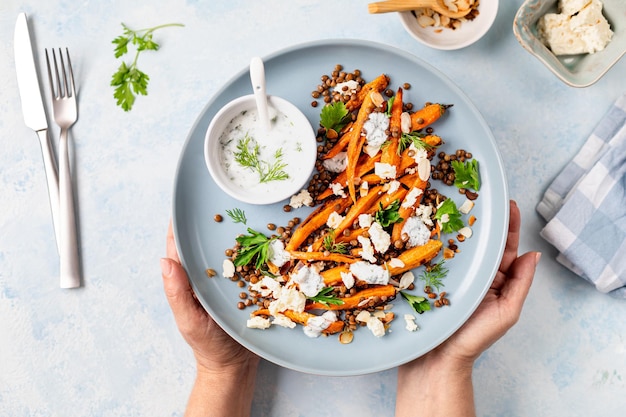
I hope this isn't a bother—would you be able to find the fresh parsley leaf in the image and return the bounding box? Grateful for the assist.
[434,198,464,234]
[319,102,350,132]
[111,22,184,111]
[308,287,344,306]
[385,96,395,117]
[401,291,431,314]
[226,208,247,224]
[419,259,448,291]
[374,199,404,228]
[234,228,276,270]
[451,159,480,191]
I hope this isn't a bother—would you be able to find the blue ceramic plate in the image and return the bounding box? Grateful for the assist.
[173,39,508,376]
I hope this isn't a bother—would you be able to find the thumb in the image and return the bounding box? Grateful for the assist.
[161,257,201,328]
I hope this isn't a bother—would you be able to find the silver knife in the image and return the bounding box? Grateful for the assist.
[14,13,60,253]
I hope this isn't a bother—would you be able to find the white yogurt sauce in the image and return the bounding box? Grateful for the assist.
[218,107,306,192]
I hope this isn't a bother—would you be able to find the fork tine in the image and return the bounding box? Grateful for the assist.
[52,48,63,98]
[57,48,68,98]
[64,48,76,98]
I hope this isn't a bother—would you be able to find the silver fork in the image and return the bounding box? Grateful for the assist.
[46,48,80,289]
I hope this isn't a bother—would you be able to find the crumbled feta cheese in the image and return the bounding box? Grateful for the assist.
[249,275,281,297]
[440,213,450,224]
[401,216,431,248]
[360,181,369,197]
[349,261,390,285]
[290,265,324,297]
[340,271,355,289]
[398,271,415,290]
[537,0,613,55]
[247,315,271,329]
[268,239,290,268]
[404,314,419,332]
[388,258,405,269]
[458,199,475,214]
[358,213,373,228]
[363,112,390,149]
[326,211,345,229]
[415,204,434,226]
[357,236,377,263]
[401,187,423,209]
[289,189,313,209]
[272,314,297,329]
[408,143,428,163]
[330,182,347,198]
[368,222,391,254]
[222,259,235,278]
[268,286,306,316]
[323,152,348,173]
[374,162,396,179]
[303,311,337,338]
[367,316,386,337]
[386,180,401,195]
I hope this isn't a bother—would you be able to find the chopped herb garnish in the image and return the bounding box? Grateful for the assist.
[374,199,404,228]
[451,159,480,191]
[434,198,464,234]
[398,132,435,155]
[419,259,448,291]
[225,208,247,224]
[323,231,349,254]
[401,291,431,314]
[308,287,345,306]
[234,228,276,270]
[233,134,289,183]
[385,96,395,117]
[320,101,351,132]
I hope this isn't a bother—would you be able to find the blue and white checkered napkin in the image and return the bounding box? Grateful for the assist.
[537,93,626,298]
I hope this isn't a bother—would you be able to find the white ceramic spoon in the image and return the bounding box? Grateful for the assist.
[250,56,272,131]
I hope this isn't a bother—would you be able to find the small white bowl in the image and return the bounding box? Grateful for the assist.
[399,0,499,50]
[204,94,317,205]
[513,0,626,87]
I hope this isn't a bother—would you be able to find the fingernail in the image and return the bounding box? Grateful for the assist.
[534,252,542,265]
[160,258,172,277]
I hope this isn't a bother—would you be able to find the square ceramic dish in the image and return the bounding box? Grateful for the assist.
[513,0,626,87]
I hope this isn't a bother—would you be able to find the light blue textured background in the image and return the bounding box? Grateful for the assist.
[1,1,625,416]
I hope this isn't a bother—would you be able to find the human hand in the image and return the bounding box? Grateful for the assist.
[160,221,259,374]
[426,199,539,367]
[395,200,539,417]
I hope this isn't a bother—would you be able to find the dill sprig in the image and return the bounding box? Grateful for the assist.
[323,231,349,254]
[233,134,289,183]
[225,208,247,224]
[419,259,448,292]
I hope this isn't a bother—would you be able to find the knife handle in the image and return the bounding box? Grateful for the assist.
[36,129,60,253]
[59,128,81,289]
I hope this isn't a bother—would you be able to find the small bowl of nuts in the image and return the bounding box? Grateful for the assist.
[399,0,499,50]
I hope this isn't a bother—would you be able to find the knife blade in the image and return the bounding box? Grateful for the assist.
[14,12,60,252]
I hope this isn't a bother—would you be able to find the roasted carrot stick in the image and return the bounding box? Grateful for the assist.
[410,103,452,131]
[252,309,344,334]
[307,284,397,311]
[289,251,357,264]
[380,88,403,176]
[345,73,389,112]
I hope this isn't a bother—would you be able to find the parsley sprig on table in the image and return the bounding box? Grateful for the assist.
[111,22,184,111]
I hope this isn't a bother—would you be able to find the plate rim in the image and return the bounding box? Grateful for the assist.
[172,38,510,376]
